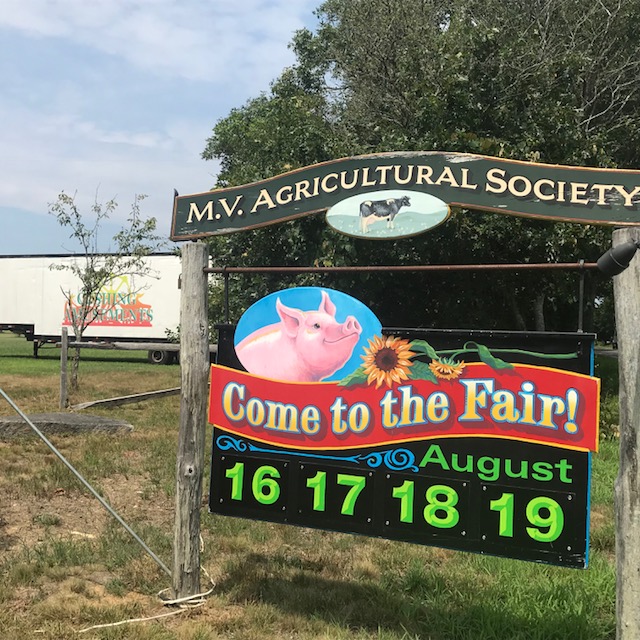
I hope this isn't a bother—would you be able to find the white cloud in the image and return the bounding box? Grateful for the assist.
[0,100,214,230]
[0,0,319,253]
[0,0,315,87]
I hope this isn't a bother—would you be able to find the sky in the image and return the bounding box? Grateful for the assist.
[0,0,319,255]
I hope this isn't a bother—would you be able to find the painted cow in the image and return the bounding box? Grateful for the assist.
[235,290,362,382]
[359,195,411,232]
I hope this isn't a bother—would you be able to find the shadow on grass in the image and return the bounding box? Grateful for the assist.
[217,552,613,640]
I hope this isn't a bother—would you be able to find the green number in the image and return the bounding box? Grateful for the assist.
[252,465,281,505]
[490,492,514,537]
[225,462,244,501]
[306,471,327,511]
[337,474,366,516]
[392,480,414,523]
[526,496,564,542]
[423,484,459,529]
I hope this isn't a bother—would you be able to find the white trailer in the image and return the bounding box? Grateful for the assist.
[0,253,182,363]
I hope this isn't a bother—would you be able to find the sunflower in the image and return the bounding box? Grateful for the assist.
[429,357,466,380]
[361,335,415,388]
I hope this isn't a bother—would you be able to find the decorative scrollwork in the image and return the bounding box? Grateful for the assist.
[357,448,418,472]
[215,435,250,452]
[214,435,418,472]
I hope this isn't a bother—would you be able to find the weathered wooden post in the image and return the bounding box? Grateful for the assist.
[612,227,640,639]
[172,241,209,598]
[60,327,68,409]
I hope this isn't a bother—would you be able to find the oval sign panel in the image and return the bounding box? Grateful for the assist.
[234,287,382,383]
[326,189,450,239]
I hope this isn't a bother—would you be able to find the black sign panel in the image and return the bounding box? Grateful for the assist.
[211,434,589,567]
[210,328,595,568]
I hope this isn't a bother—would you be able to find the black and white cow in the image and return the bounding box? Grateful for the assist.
[359,196,411,233]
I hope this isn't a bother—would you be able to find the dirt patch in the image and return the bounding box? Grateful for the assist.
[1,492,109,552]
[0,466,173,557]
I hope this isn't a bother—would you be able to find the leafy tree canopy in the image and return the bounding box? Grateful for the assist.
[202,0,640,331]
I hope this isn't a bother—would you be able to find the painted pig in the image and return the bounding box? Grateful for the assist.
[235,290,362,382]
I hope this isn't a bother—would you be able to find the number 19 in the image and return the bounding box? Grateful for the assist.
[490,493,564,542]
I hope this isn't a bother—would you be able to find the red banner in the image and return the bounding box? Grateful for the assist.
[209,363,600,452]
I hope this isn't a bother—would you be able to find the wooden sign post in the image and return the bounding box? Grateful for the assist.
[612,228,640,638]
[172,241,209,598]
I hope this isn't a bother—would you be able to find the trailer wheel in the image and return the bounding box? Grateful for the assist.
[148,349,174,365]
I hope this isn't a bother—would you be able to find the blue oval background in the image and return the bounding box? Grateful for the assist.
[234,286,382,381]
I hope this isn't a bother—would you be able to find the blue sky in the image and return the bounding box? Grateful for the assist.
[0,0,319,255]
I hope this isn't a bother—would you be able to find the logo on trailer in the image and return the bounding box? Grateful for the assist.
[63,275,154,328]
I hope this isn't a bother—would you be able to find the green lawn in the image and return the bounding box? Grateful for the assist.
[0,330,155,375]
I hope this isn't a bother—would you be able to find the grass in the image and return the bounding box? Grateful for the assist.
[0,331,620,639]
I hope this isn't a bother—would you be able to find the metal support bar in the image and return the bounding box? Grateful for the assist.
[204,262,600,275]
[0,387,172,578]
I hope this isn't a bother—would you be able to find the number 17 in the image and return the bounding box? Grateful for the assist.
[306,471,366,516]
[337,474,366,516]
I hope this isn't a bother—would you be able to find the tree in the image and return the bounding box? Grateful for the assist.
[49,191,164,392]
[202,0,640,332]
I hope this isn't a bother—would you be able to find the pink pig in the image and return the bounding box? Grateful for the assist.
[235,290,362,382]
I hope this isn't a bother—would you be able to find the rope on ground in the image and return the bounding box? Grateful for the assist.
[77,607,199,634]
[157,564,216,607]
[76,563,215,634]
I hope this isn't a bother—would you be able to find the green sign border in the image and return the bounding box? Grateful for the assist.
[171,151,640,240]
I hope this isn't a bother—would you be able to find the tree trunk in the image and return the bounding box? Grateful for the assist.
[60,327,69,409]
[581,272,596,333]
[509,294,527,331]
[71,345,81,391]
[612,228,640,639]
[533,291,545,332]
[70,317,84,391]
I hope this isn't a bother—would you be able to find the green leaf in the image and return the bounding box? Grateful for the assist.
[409,340,439,360]
[472,343,514,370]
[408,360,438,383]
[338,367,369,387]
